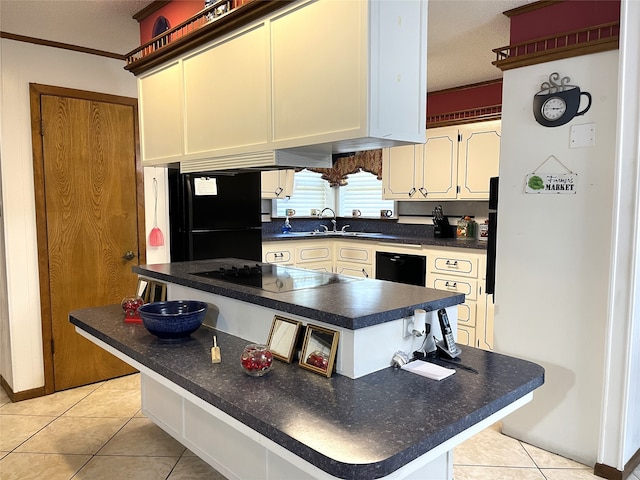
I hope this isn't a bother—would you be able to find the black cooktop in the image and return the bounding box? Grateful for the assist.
[192,263,358,293]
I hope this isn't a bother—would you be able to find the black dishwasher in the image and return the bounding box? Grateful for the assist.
[375,252,426,287]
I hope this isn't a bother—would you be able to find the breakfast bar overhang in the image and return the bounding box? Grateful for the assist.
[70,260,544,480]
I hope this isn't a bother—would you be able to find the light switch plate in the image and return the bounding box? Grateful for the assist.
[570,123,595,148]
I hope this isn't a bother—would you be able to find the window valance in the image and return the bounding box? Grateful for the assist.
[301,149,383,187]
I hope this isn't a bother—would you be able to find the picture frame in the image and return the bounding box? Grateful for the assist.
[266,315,302,363]
[299,324,339,377]
[137,278,150,302]
[148,281,167,303]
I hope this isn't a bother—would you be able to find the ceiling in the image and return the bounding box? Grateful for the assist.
[0,0,535,92]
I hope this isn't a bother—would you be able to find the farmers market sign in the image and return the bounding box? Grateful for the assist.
[525,173,578,194]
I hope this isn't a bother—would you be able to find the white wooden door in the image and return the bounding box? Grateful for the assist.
[421,126,459,200]
[138,60,184,165]
[183,23,269,155]
[271,0,363,143]
[382,145,420,199]
[261,170,294,198]
[457,121,501,199]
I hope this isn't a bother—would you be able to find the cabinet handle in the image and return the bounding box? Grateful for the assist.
[362,268,369,278]
[418,187,428,197]
[408,187,416,197]
[445,260,458,267]
[445,281,457,288]
[275,187,283,197]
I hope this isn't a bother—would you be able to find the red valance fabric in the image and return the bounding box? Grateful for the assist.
[302,149,383,187]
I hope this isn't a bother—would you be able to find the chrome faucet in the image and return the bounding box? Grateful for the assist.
[320,207,337,232]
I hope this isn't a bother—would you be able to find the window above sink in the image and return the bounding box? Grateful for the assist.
[274,169,395,219]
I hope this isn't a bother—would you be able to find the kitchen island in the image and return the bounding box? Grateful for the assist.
[70,259,544,480]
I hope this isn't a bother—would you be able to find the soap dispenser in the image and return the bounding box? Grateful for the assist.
[281,216,292,234]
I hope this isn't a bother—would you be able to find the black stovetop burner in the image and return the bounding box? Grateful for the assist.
[192,263,357,293]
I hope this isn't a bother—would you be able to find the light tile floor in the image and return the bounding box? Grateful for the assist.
[0,373,638,480]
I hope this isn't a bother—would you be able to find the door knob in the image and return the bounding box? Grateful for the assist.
[123,250,135,261]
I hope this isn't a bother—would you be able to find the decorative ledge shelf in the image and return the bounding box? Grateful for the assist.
[427,106,501,129]
[492,21,620,71]
[124,0,291,76]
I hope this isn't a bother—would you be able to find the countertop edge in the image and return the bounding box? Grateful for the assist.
[70,306,545,480]
[262,233,488,250]
[132,264,466,330]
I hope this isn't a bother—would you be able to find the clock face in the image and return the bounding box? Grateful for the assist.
[541,97,567,121]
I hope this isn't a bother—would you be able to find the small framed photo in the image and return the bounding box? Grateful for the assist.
[267,315,301,363]
[148,281,167,303]
[137,279,150,302]
[299,324,339,377]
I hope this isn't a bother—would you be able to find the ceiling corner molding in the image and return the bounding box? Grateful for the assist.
[502,0,562,18]
[0,31,126,60]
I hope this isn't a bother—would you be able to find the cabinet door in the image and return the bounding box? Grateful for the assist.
[335,243,372,264]
[382,145,421,199]
[457,325,476,347]
[421,127,458,200]
[300,260,333,273]
[183,23,269,156]
[457,121,501,199]
[262,242,294,265]
[261,170,295,199]
[138,60,184,165]
[295,243,332,264]
[271,0,363,143]
[335,262,371,278]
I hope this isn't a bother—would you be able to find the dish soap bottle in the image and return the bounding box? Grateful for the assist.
[281,216,292,234]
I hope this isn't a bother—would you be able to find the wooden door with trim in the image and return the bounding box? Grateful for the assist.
[30,84,145,392]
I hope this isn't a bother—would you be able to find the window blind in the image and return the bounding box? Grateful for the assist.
[337,171,394,217]
[275,169,334,217]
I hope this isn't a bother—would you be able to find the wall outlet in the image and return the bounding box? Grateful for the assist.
[402,317,414,338]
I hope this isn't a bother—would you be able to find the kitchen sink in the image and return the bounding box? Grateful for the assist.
[283,231,383,237]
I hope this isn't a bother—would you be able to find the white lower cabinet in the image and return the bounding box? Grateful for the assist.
[262,241,295,265]
[262,240,493,349]
[334,241,373,278]
[425,248,492,350]
[335,262,372,278]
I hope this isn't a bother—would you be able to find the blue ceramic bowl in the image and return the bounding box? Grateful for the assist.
[138,300,208,340]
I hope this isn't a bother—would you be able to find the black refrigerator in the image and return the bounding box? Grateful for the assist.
[168,169,262,262]
[485,176,498,295]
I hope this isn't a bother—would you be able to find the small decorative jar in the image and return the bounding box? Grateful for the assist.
[121,296,144,323]
[240,344,273,376]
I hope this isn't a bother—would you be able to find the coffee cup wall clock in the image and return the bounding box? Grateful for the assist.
[533,72,592,127]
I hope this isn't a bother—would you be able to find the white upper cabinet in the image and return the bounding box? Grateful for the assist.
[381,144,424,199]
[382,121,501,201]
[261,170,295,199]
[422,127,459,199]
[183,24,270,156]
[138,60,184,166]
[137,0,428,171]
[457,122,501,199]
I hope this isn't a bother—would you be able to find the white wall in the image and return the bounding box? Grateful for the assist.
[495,50,618,466]
[0,38,170,393]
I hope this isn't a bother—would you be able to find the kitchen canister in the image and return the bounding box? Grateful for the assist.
[456,216,476,240]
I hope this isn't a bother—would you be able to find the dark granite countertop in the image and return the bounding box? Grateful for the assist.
[263,232,488,250]
[133,259,464,330]
[70,305,544,480]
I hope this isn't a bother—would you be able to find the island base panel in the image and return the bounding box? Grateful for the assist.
[167,283,459,380]
[142,373,454,480]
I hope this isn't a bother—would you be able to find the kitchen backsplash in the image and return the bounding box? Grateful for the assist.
[262,217,436,238]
